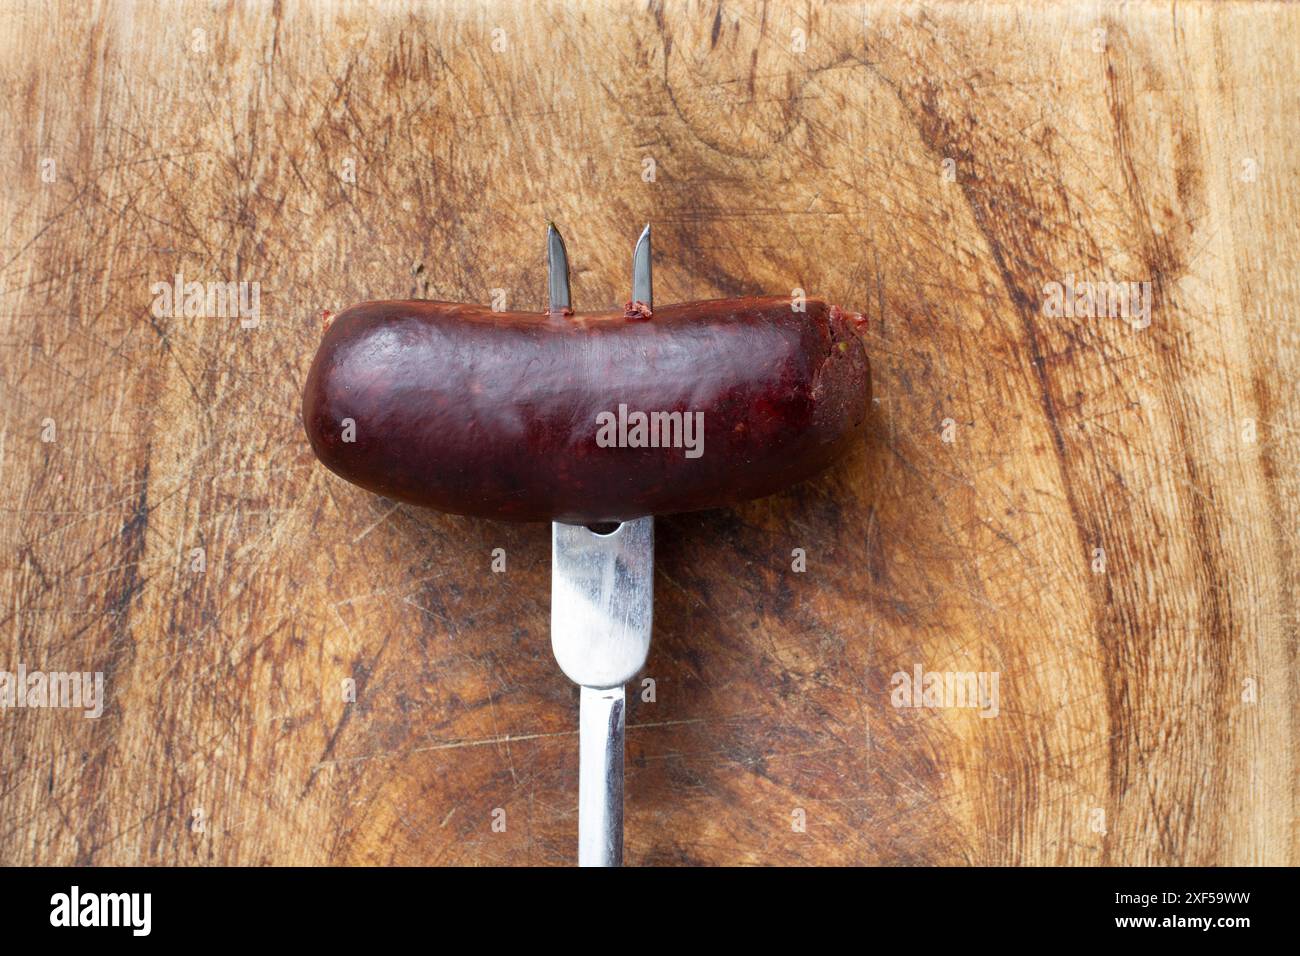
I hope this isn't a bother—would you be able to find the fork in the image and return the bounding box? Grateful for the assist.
[547,222,655,867]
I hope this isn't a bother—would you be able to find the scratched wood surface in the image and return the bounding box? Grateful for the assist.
[0,0,1296,866]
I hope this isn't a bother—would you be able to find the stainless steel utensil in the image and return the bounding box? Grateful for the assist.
[548,222,656,867]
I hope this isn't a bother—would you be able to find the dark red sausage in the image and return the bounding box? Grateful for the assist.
[302,296,870,523]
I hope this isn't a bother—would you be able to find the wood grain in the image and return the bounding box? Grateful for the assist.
[0,0,1295,865]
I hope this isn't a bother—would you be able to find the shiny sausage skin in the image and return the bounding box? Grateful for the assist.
[302,296,870,523]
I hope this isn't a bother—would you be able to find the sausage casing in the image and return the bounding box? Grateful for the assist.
[302,296,870,522]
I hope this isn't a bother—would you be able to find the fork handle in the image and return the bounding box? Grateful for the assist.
[578,684,625,866]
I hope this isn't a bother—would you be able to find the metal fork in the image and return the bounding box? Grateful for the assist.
[548,222,655,867]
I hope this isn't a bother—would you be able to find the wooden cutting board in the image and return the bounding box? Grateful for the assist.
[1,0,1295,866]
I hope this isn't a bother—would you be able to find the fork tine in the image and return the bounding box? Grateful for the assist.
[631,223,652,308]
[547,221,571,313]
